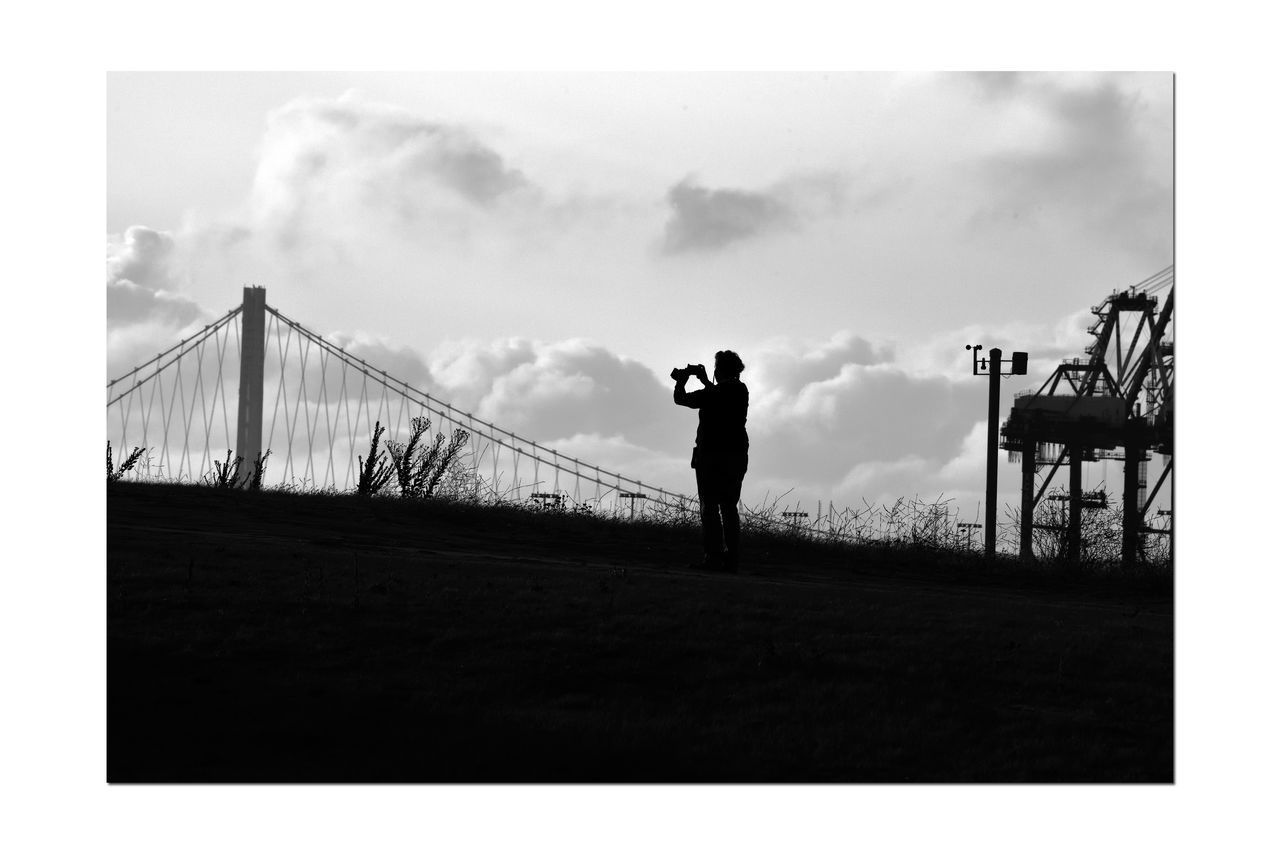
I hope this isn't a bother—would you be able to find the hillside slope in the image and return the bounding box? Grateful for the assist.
[107,483,1173,782]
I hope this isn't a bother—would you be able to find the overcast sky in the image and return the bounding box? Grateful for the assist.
[107,71,1172,516]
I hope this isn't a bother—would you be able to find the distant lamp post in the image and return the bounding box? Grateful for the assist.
[957,521,982,552]
[531,492,564,510]
[966,344,1029,559]
[620,491,647,521]
[782,511,810,530]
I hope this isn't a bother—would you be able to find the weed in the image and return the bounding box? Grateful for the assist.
[206,450,244,489]
[356,422,394,496]
[248,450,271,491]
[385,416,471,499]
[107,441,145,483]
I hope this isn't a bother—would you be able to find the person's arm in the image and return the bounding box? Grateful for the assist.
[673,369,710,408]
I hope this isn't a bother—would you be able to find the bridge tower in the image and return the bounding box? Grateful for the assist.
[234,286,266,485]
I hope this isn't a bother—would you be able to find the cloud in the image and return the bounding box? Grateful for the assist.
[660,177,793,253]
[964,75,1171,258]
[248,94,533,246]
[107,225,180,292]
[326,332,436,391]
[659,171,850,254]
[893,307,1099,379]
[106,225,204,328]
[428,338,684,452]
[749,362,981,488]
[107,226,211,380]
[751,330,893,394]
[106,279,203,329]
[540,433,692,497]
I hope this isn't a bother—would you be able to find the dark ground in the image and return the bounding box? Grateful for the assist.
[107,482,1173,783]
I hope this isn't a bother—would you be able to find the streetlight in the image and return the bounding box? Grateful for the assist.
[965,344,1028,558]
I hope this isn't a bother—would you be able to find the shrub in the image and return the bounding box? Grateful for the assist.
[385,416,470,499]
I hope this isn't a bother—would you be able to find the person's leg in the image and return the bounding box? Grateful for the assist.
[720,464,745,570]
[695,464,723,565]
[721,500,740,569]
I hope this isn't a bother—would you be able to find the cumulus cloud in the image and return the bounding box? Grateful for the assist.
[428,338,684,452]
[751,331,893,395]
[327,332,436,391]
[254,330,439,411]
[248,94,533,246]
[107,225,179,291]
[107,279,203,329]
[106,225,213,382]
[749,362,980,489]
[106,225,204,329]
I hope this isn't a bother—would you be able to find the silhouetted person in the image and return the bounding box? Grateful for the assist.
[672,350,749,572]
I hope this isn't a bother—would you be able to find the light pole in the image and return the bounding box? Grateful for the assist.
[620,491,647,521]
[966,345,1028,558]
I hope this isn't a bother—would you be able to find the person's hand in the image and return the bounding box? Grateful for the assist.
[692,364,708,382]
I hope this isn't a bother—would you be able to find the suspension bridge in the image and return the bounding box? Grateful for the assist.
[106,286,694,516]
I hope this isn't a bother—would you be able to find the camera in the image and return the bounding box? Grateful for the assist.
[670,363,705,381]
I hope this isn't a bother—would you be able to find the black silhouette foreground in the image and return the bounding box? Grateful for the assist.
[672,350,749,572]
[107,483,1173,783]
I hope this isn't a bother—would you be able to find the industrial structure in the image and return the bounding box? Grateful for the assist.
[1000,267,1174,564]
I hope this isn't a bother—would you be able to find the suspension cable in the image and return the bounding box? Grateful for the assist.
[106,308,242,406]
[264,305,693,507]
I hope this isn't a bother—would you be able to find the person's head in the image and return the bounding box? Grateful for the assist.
[714,350,745,383]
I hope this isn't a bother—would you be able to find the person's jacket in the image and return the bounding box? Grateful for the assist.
[674,377,749,460]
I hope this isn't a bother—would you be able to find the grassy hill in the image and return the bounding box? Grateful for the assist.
[107,482,1173,782]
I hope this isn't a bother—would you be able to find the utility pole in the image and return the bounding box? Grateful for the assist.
[967,345,1028,559]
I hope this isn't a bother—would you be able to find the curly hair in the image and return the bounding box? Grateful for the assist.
[715,349,745,378]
